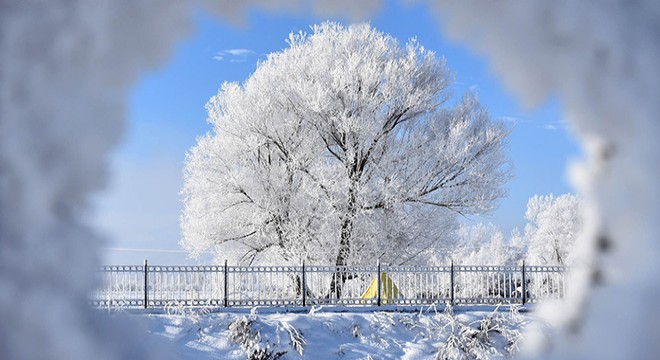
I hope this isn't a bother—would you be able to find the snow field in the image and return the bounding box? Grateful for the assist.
[139,306,537,359]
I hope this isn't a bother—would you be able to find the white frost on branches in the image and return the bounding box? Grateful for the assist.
[180,22,510,268]
[450,194,581,267]
[450,223,518,266]
[517,194,581,266]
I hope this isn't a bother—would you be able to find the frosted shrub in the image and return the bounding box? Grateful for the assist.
[164,301,212,324]
[277,321,306,356]
[228,316,287,360]
[436,306,523,359]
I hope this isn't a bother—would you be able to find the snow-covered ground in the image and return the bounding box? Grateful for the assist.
[131,305,538,359]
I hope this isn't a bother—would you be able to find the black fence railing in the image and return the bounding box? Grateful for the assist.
[90,260,567,309]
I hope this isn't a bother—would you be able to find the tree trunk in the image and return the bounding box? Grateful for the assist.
[329,184,357,299]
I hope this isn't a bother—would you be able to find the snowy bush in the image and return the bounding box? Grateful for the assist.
[228,316,288,360]
[436,306,523,360]
[164,301,212,324]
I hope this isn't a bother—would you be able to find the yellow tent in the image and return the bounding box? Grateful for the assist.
[360,272,401,304]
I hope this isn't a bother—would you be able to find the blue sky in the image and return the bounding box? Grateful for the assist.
[93,1,581,265]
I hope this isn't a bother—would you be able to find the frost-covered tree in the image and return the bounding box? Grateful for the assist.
[515,194,581,266]
[450,223,522,265]
[181,23,510,295]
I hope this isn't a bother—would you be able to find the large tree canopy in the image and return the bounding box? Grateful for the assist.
[180,22,510,271]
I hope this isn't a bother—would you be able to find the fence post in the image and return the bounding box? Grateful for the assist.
[450,260,455,306]
[521,261,526,305]
[377,259,382,306]
[301,260,306,307]
[224,259,229,307]
[143,259,148,309]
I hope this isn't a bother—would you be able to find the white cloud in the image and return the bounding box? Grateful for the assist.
[543,119,568,131]
[498,115,531,125]
[225,48,253,56]
[213,48,255,62]
[500,116,520,124]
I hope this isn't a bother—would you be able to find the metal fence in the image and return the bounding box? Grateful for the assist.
[90,261,567,309]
